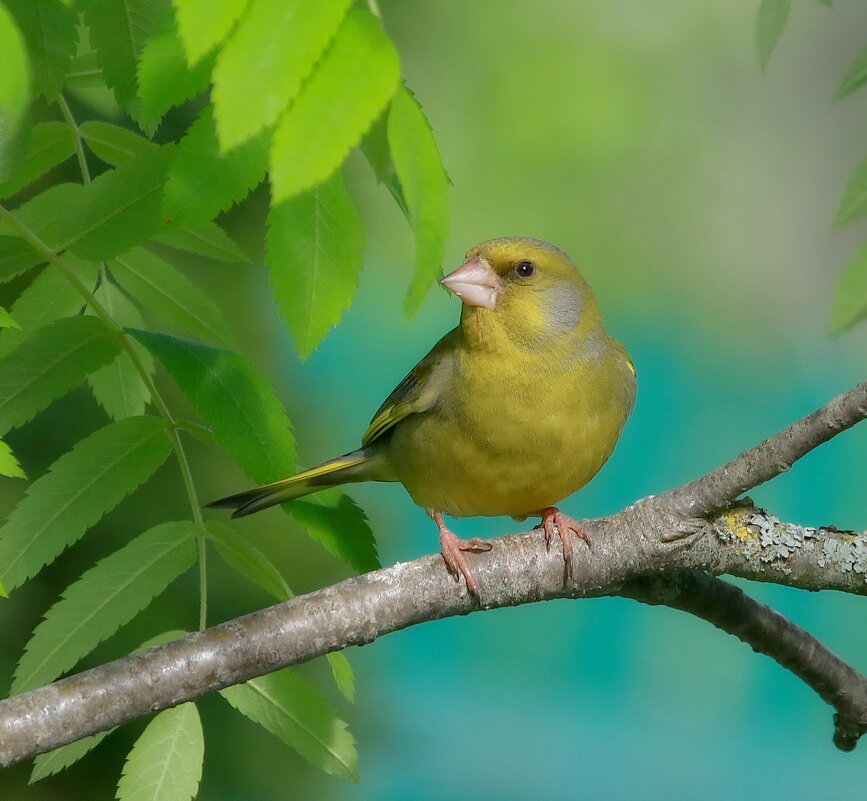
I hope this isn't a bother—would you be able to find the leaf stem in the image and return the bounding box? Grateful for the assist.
[0,204,209,628]
[56,95,92,184]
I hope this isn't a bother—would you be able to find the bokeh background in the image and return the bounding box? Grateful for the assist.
[2,0,867,799]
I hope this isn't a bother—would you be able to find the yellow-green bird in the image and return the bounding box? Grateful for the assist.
[209,237,636,597]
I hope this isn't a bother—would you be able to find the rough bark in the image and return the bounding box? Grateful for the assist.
[0,383,865,767]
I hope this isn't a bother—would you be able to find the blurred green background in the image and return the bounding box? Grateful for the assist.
[2,0,867,799]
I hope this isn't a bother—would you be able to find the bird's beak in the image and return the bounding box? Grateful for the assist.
[440,256,503,309]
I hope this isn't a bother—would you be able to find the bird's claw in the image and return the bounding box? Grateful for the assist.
[432,512,490,600]
[537,507,590,583]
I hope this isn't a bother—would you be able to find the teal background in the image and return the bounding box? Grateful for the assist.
[1,1,866,799]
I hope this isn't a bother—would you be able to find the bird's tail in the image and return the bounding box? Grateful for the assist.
[206,449,372,518]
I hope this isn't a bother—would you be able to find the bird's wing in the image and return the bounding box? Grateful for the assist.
[361,331,456,446]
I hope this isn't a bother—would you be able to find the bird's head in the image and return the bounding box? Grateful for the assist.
[441,236,603,343]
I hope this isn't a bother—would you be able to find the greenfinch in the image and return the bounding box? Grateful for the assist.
[209,237,636,597]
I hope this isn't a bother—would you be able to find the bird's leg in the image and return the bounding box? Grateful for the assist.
[535,507,591,582]
[429,510,492,599]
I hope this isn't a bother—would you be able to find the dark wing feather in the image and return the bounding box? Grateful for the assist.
[361,330,457,446]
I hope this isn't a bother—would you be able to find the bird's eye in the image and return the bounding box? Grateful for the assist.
[514,260,536,278]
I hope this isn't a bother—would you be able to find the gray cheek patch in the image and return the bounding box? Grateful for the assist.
[543,284,582,331]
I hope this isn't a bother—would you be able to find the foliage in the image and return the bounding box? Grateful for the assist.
[0,0,445,795]
[755,0,867,335]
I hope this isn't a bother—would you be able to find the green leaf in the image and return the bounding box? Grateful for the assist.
[326,652,354,704]
[0,5,31,161]
[155,219,249,263]
[136,12,214,132]
[0,415,172,591]
[0,315,121,437]
[116,703,204,801]
[755,0,790,70]
[0,255,98,359]
[164,107,268,225]
[30,729,115,783]
[0,237,41,283]
[289,489,378,574]
[207,519,292,599]
[80,120,157,165]
[54,147,174,260]
[266,170,364,360]
[131,330,296,480]
[13,521,197,693]
[173,0,251,66]
[4,0,76,99]
[270,6,399,204]
[0,121,75,198]
[212,0,351,151]
[0,439,26,479]
[0,181,83,241]
[111,247,235,347]
[87,281,154,421]
[830,242,867,335]
[220,669,358,781]
[360,111,408,216]
[134,330,377,571]
[66,50,104,89]
[834,151,867,227]
[84,0,173,106]
[836,44,867,100]
[387,87,450,316]
[0,305,18,329]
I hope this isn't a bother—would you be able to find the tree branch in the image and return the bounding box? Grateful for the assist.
[0,383,865,767]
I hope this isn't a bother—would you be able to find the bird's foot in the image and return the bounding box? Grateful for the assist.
[431,511,491,599]
[536,507,591,582]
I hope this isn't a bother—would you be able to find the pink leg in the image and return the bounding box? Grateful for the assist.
[430,510,492,599]
[537,507,591,582]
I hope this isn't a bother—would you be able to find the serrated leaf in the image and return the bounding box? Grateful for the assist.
[756,0,790,70]
[220,669,358,781]
[0,315,121,436]
[53,147,174,260]
[0,121,75,198]
[0,439,26,479]
[0,6,31,159]
[173,0,251,66]
[4,0,76,100]
[0,415,172,591]
[360,110,408,216]
[289,489,378,574]
[30,729,115,783]
[66,51,104,89]
[163,107,268,225]
[212,0,351,151]
[387,87,449,316]
[0,255,98,359]
[326,652,354,704]
[830,242,867,335]
[117,703,204,801]
[87,281,154,420]
[134,330,377,571]
[84,0,173,106]
[80,120,157,166]
[155,219,249,263]
[131,330,296,479]
[13,520,197,693]
[207,519,292,599]
[835,151,867,227]
[270,7,399,204]
[111,247,235,346]
[136,12,214,132]
[266,170,364,359]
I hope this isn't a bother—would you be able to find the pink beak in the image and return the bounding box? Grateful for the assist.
[440,256,503,309]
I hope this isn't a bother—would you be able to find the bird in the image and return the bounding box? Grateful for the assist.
[208,236,637,598]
